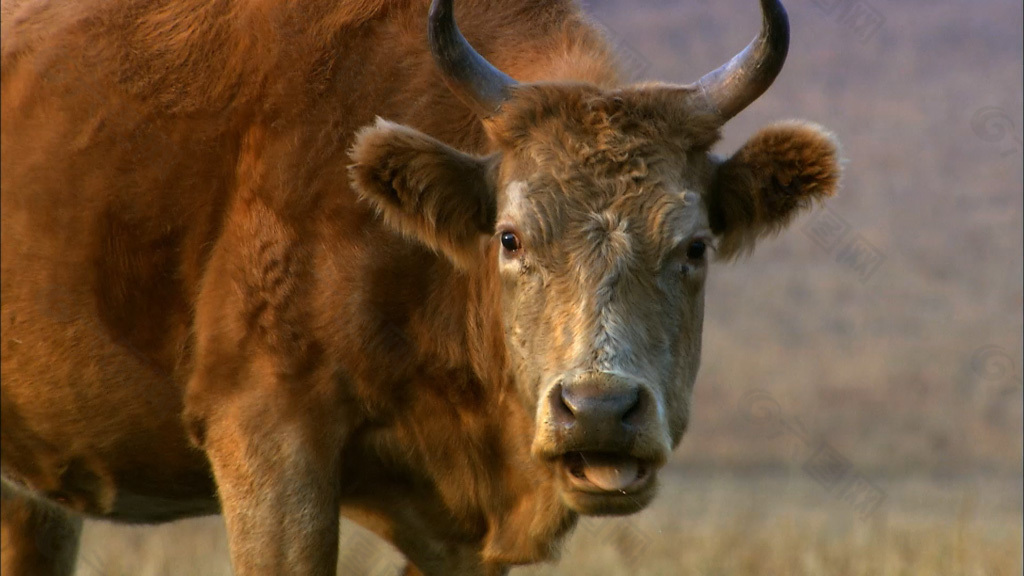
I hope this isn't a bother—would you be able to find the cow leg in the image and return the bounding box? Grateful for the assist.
[194,390,345,576]
[184,188,352,574]
[0,486,81,576]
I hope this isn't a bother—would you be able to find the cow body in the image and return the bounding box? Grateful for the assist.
[1,0,841,574]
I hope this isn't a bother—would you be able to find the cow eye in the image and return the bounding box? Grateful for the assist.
[686,240,707,261]
[500,231,521,253]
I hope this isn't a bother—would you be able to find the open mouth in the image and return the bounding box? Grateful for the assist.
[561,452,652,494]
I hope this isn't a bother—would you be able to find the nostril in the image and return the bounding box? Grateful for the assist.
[620,389,644,425]
[550,383,575,426]
[559,384,580,417]
[616,387,641,425]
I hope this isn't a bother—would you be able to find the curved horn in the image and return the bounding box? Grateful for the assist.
[694,0,790,121]
[428,0,517,117]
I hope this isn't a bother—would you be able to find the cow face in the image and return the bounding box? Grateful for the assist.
[350,0,839,517]
[349,84,840,515]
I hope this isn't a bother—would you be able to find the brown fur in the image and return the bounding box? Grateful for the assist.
[707,121,842,258]
[1,0,840,574]
[0,484,82,576]
[349,119,498,269]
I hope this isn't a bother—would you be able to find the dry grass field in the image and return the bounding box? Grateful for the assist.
[58,0,1024,573]
[77,472,1022,575]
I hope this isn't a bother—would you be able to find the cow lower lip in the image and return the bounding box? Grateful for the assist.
[561,452,651,493]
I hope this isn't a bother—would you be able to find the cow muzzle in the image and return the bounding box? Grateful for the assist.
[533,372,671,515]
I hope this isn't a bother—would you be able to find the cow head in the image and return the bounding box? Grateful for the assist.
[349,0,840,516]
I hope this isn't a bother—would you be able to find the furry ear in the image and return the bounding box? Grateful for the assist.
[349,119,497,268]
[706,121,841,258]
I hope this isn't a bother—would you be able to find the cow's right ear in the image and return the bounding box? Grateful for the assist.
[349,118,497,268]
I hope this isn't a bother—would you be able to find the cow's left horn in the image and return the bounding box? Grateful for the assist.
[693,0,790,121]
[428,0,518,117]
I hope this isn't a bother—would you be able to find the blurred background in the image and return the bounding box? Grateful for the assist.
[76,0,1023,574]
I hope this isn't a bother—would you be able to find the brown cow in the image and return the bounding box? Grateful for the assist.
[0,0,840,574]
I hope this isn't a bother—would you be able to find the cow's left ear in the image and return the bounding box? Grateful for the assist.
[349,118,497,268]
[705,121,841,258]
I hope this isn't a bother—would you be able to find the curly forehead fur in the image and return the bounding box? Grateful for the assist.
[487,83,723,183]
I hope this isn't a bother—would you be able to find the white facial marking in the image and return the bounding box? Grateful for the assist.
[498,180,528,225]
[667,190,711,248]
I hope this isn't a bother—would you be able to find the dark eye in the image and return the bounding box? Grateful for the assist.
[500,231,521,253]
[686,240,707,261]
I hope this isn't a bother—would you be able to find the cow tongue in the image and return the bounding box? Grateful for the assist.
[580,456,639,491]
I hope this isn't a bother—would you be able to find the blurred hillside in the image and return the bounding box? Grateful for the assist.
[584,0,1023,476]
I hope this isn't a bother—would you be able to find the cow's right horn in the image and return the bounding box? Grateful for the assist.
[428,0,518,117]
[691,0,790,121]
